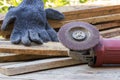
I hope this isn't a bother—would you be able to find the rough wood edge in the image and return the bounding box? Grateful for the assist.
[100,27,120,38]
[0,58,83,76]
[0,42,68,56]
[0,77,33,80]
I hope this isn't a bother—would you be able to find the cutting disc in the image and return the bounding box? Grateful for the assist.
[58,22,100,51]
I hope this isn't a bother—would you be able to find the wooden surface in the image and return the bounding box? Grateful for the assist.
[0,41,68,56]
[0,3,120,80]
[49,13,120,29]
[0,64,120,80]
[95,21,120,30]
[0,53,66,62]
[0,77,32,80]
[51,4,120,27]
[0,57,82,76]
[100,27,120,38]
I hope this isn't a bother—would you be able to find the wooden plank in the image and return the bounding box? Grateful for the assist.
[0,42,68,56]
[19,65,120,80]
[55,1,120,12]
[49,13,120,29]
[0,77,33,80]
[112,36,120,38]
[49,5,120,28]
[95,21,120,30]
[0,57,83,75]
[59,4,120,16]
[100,27,120,38]
[0,53,67,62]
[62,6,120,21]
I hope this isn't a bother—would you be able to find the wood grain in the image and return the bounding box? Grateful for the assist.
[0,57,83,75]
[0,77,33,80]
[49,13,120,29]
[0,53,67,62]
[100,27,120,38]
[0,41,68,56]
[95,21,120,30]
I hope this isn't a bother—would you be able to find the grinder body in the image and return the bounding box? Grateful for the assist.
[91,39,120,67]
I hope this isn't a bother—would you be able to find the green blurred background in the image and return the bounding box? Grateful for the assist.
[0,0,96,13]
[0,0,119,13]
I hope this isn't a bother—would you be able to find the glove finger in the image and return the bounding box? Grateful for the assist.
[29,30,43,44]
[47,28,59,42]
[10,31,21,44]
[21,31,31,46]
[45,8,64,20]
[39,30,52,42]
[1,10,16,31]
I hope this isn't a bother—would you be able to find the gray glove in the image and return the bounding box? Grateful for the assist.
[1,0,64,46]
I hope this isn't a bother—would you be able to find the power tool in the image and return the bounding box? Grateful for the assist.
[58,22,120,67]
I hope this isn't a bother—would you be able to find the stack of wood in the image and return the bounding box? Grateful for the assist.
[0,4,120,76]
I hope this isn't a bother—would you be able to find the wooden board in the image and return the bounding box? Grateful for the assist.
[0,53,67,62]
[49,13,120,29]
[18,65,120,80]
[57,4,120,20]
[95,21,120,30]
[100,27,120,38]
[50,5,120,28]
[0,57,83,75]
[0,77,33,80]
[0,41,68,56]
[0,64,120,80]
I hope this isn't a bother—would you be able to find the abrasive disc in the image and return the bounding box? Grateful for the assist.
[58,22,100,51]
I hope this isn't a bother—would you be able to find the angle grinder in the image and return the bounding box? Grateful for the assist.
[58,22,120,67]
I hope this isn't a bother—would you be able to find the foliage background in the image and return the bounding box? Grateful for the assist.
[0,0,118,13]
[0,0,94,13]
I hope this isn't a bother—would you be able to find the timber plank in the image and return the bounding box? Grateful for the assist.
[0,53,67,62]
[95,21,120,30]
[49,13,120,29]
[62,5,120,21]
[100,27,120,38]
[0,42,68,56]
[0,58,83,75]
[0,77,33,80]
[10,64,120,80]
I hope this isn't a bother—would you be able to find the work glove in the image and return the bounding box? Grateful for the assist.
[1,0,64,46]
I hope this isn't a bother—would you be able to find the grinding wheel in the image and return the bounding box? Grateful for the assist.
[58,22,100,51]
